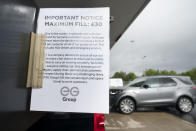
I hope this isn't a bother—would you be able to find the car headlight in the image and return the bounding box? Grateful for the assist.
[110,89,123,95]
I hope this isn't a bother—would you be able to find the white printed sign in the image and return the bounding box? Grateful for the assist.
[30,8,110,114]
[110,78,123,87]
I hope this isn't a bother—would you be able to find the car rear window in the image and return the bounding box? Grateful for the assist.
[176,77,194,85]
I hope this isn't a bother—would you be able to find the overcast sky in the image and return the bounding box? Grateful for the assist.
[110,0,196,76]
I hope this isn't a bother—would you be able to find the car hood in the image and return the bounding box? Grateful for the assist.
[109,86,126,90]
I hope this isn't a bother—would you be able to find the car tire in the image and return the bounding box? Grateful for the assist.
[177,97,193,113]
[119,97,135,114]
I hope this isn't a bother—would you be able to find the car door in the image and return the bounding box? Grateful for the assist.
[156,77,178,103]
[137,78,159,105]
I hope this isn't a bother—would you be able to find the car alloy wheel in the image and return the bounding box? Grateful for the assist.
[178,97,193,113]
[119,98,135,114]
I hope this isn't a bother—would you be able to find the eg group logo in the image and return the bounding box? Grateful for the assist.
[60,87,79,97]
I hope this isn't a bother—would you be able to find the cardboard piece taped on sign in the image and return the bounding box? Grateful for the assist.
[26,32,45,88]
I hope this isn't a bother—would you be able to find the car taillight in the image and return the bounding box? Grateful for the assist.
[94,114,105,131]
[192,86,196,90]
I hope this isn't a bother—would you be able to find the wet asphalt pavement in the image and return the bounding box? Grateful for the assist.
[105,104,196,131]
[166,104,196,124]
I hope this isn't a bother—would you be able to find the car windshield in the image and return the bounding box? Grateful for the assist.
[129,81,145,87]
[127,78,146,87]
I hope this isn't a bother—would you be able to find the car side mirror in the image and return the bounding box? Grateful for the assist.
[143,84,149,89]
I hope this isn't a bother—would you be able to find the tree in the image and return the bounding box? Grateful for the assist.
[143,69,160,76]
[143,69,178,76]
[112,71,127,81]
[125,72,137,81]
[180,68,196,80]
[112,68,196,83]
[160,70,169,75]
[112,71,137,82]
[169,70,178,75]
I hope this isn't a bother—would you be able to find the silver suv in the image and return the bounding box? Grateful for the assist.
[110,76,196,114]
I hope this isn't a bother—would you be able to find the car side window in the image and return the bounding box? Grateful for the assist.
[159,78,177,87]
[130,81,145,87]
[145,78,160,88]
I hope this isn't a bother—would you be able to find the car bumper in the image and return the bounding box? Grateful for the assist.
[109,95,116,108]
[109,93,123,108]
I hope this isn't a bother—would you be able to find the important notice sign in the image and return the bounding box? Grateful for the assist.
[30,8,110,113]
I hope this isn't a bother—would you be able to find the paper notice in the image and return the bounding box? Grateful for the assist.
[30,8,110,114]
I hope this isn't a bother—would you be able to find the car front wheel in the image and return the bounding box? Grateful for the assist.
[177,97,193,113]
[119,97,135,114]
